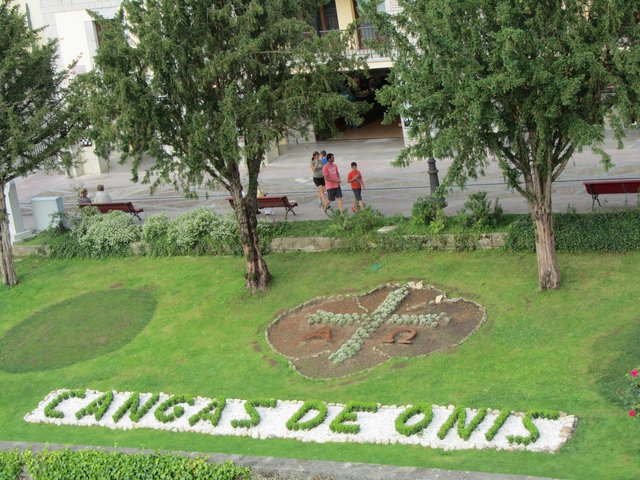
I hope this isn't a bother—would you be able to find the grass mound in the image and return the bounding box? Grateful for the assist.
[0,289,156,372]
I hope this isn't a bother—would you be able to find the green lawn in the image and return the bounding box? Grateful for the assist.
[1,251,639,479]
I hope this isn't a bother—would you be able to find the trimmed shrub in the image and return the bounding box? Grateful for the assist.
[0,451,21,480]
[505,209,640,252]
[21,449,250,480]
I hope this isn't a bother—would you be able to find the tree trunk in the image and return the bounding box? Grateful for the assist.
[531,202,560,290]
[229,187,271,293]
[0,184,19,286]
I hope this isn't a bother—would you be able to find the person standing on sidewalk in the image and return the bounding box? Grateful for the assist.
[347,162,365,212]
[310,151,329,209]
[322,153,343,212]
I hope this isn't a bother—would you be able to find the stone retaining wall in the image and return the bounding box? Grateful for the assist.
[12,233,507,258]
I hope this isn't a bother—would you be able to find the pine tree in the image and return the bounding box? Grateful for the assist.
[369,0,640,289]
[83,0,366,292]
[0,0,85,286]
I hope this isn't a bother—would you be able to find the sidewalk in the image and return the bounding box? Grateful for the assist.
[14,129,640,229]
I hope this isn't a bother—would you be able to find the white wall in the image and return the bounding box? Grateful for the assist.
[55,10,96,73]
[18,1,120,73]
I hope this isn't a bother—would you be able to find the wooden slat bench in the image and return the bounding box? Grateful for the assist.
[583,179,640,208]
[80,202,145,220]
[226,195,298,219]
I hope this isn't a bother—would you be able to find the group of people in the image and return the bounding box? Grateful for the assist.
[77,184,112,205]
[310,150,365,214]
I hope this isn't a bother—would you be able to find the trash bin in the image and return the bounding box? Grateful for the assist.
[31,196,64,232]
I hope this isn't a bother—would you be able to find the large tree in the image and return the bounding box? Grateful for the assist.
[84,0,365,292]
[0,0,85,286]
[368,0,640,289]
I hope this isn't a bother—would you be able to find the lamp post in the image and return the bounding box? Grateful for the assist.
[427,156,439,196]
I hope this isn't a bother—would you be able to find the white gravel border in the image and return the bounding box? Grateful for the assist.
[25,389,576,453]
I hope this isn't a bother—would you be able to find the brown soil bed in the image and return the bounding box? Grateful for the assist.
[266,283,485,379]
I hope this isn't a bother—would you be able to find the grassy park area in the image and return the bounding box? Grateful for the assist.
[1,251,639,479]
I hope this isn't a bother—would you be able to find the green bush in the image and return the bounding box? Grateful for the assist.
[329,401,379,434]
[457,191,503,228]
[411,196,442,227]
[505,209,640,252]
[0,451,21,480]
[327,207,385,251]
[142,208,284,257]
[46,208,141,259]
[78,211,141,257]
[141,214,172,256]
[44,206,284,259]
[21,449,251,480]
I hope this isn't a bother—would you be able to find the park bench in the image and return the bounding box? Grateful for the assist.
[80,202,145,220]
[226,195,299,219]
[583,179,640,208]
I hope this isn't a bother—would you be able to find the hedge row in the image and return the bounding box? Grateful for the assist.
[45,207,284,259]
[0,449,250,480]
[505,210,640,252]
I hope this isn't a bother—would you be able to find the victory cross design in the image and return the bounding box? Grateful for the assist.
[305,285,449,365]
[267,282,486,379]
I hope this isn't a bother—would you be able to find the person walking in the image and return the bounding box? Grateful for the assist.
[320,150,328,166]
[347,162,365,212]
[310,151,329,209]
[321,153,343,212]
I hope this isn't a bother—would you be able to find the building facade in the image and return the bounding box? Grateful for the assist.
[18,0,408,148]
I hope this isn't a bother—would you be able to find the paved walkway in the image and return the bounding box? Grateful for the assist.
[13,128,640,229]
[0,441,559,480]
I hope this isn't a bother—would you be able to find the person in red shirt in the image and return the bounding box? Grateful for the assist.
[347,162,365,212]
[321,153,343,212]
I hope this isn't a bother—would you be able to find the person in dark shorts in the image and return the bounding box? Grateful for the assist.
[347,162,365,212]
[310,151,329,209]
[321,153,343,212]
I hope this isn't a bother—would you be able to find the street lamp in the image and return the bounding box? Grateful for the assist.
[427,156,439,196]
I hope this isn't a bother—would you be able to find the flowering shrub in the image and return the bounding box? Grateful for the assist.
[142,214,172,256]
[143,208,284,256]
[47,206,284,258]
[624,368,640,418]
[78,211,142,257]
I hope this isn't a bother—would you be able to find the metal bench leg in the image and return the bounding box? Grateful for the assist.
[591,194,600,209]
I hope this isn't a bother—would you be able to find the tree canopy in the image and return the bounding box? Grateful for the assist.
[0,0,85,286]
[368,0,640,289]
[84,0,366,292]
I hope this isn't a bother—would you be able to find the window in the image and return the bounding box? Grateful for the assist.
[316,0,339,33]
